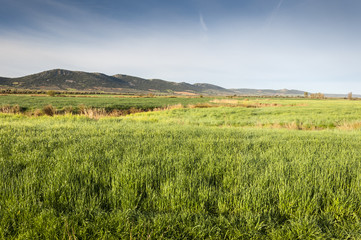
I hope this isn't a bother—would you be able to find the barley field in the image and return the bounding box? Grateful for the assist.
[1,97,361,239]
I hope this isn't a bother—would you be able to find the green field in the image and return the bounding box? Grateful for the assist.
[0,95,211,111]
[1,98,361,239]
[120,98,361,130]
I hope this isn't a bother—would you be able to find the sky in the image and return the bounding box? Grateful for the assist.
[0,0,360,94]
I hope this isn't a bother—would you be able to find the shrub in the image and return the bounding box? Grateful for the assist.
[47,90,56,97]
[0,104,21,114]
[43,104,55,116]
[33,109,43,117]
[78,104,86,114]
[63,106,74,114]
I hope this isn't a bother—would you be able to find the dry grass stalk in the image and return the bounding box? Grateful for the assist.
[210,99,239,104]
[33,109,43,117]
[63,106,74,114]
[187,103,213,108]
[337,122,361,130]
[153,104,184,111]
[81,107,107,119]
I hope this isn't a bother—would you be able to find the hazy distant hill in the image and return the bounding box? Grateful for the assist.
[113,74,232,95]
[231,88,305,96]
[2,69,355,97]
[324,93,361,98]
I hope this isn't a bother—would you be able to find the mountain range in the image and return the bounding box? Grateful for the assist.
[0,69,355,97]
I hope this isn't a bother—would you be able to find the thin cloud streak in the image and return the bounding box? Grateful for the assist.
[199,13,208,32]
[266,0,285,26]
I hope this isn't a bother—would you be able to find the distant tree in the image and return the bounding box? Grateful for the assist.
[310,92,325,99]
[47,90,56,97]
[304,92,309,98]
[348,92,353,100]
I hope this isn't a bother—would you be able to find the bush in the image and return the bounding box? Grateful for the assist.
[0,104,21,114]
[47,91,56,97]
[43,105,55,116]
[63,106,74,114]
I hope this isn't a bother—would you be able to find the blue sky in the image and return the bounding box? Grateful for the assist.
[0,0,360,94]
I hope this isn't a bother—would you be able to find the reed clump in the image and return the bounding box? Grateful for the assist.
[0,104,21,114]
[42,104,56,116]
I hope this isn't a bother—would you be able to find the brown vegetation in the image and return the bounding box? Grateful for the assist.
[348,92,353,100]
[337,121,361,130]
[310,93,325,99]
[210,99,239,104]
[0,104,21,114]
[42,105,56,116]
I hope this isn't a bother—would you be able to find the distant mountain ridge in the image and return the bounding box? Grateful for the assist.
[0,69,233,95]
[1,69,353,97]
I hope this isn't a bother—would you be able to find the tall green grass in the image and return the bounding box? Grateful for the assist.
[1,113,361,239]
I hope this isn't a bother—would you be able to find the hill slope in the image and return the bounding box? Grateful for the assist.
[231,88,305,96]
[0,69,129,92]
[0,69,329,96]
[0,69,232,95]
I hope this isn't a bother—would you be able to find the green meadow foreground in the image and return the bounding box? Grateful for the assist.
[1,97,361,239]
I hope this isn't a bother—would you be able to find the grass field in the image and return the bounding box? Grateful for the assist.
[0,95,211,111]
[1,97,361,239]
[124,98,361,130]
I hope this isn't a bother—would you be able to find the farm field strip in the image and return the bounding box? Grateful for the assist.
[1,95,361,130]
[0,95,212,111]
[122,99,361,130]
